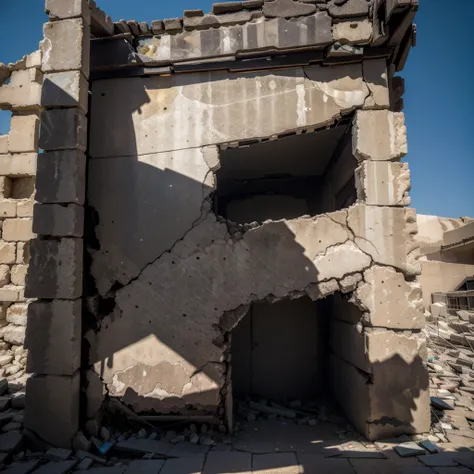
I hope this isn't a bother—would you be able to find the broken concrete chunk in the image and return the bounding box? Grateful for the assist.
[430,396,454,411]
[393,441,426,457]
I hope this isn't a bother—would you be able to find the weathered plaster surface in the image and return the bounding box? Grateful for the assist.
[89,64,373,159]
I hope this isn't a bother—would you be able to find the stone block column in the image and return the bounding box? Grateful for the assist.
[23,0,90,448]
[329,107,430,440]
[0,51,43,382]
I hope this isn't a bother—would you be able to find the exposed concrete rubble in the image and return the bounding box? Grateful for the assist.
[423,306,474,449]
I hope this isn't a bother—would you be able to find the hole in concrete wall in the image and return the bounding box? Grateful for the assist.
[230,292,364,425]
[11,177,35,199]
[0,110,12,136]
[214,123,357,225]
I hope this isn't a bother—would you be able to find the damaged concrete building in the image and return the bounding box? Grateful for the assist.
[0,0,428,448]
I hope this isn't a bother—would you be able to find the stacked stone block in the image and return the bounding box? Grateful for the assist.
[327,107,429,440]
[23,0,90,448]
[0,51,42,385]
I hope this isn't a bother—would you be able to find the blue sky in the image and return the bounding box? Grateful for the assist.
[0,0,472,218]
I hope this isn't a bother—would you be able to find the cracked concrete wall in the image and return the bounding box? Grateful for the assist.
[86,61,429,440]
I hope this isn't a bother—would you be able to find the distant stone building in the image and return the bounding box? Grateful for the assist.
[417,215,474,312]
[0,0,427,447]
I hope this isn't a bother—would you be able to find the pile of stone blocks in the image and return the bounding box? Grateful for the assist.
[0,51,43,387]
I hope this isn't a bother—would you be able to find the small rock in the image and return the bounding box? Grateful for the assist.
[189,433,199,444]
[137,428,147,439]
[430,396,454,411]
[45,447,72,461]
[163,430,176,442]
[440,422,453,430]
[394,441,426,457]
[199,436,215,446]
[0,355,13,367]
[0,397,11,411]
[0,380,7,396]
[72,431,92,452]
[76,457,93,470]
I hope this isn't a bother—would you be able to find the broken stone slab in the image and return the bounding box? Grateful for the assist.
[75,450,106,465]
[44,448,72,461]
[248,400,296,418]
[393,441,426,457]
[419,453,460,467]
[123,460,165,473]
[2,460,40,473]
[0,430,23,452]
[114,438,173,456]
[33,460,79,473]
[419,440,439,454]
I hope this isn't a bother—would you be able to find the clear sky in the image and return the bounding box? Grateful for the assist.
[0,0,472,218]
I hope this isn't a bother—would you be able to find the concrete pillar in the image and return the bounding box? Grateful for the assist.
[24,0,91,448]
[328,109,430,441]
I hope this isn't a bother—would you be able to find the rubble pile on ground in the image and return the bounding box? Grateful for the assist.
[424,304,474,447]
[235,397,345,427]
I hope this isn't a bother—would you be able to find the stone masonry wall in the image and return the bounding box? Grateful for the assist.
[0,51,42,386]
